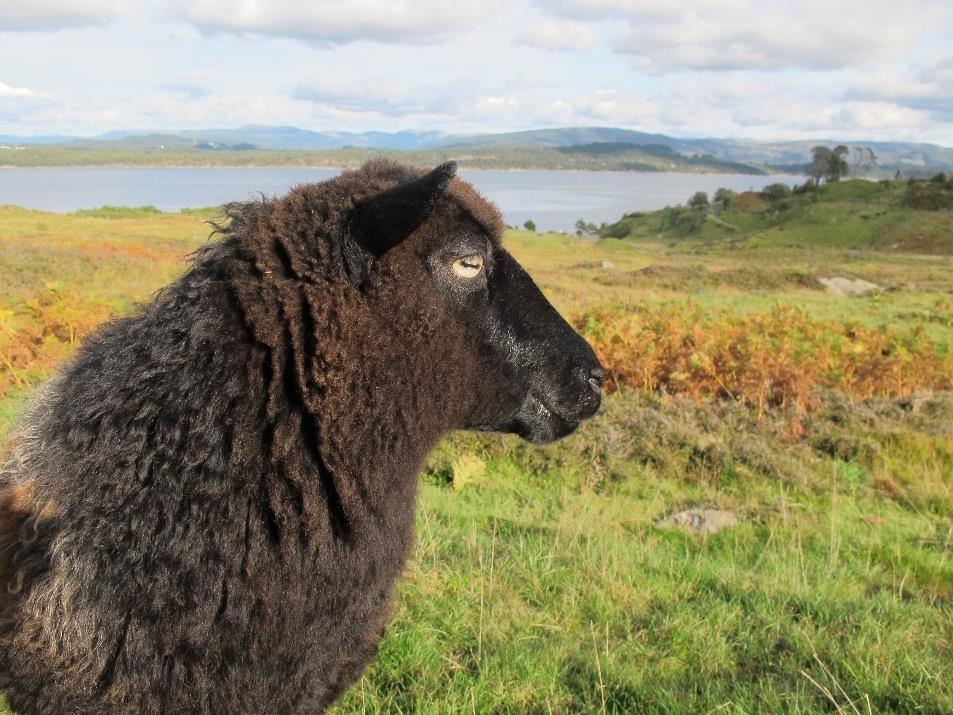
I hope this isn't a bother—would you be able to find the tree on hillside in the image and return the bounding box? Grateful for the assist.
[523,219,537,232]
[829,145,849,182]
[713,188,736,209]
[762,183,791,200]
[810,146,832,186]
[688,191,709,209]
[574,218,599,236]
[810,145,850,184]
[850,146,878,177]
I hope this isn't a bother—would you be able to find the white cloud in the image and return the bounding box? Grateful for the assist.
[0,81,54,121]
[0,82,42,99]
[292,78,453,117]
[469,95,521,121]
[169,0,500,46]
[521,18,598,52]
[18,91,321,133]
[545,0,950,73]
[0,0,131,32]
[292,77,531,129]
[571,88,658,125]
[847,54,953,122]
[1,1,951,145]
[544,0,689,21]
[832,102,930,134]
[651,75,947,142]
[499,74,948,144]
[156,83,211,100]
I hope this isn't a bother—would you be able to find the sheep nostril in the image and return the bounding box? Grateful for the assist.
[576,366,605,398]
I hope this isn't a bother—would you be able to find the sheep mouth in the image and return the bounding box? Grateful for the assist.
[527,392,576,423]
[513,392,581,444]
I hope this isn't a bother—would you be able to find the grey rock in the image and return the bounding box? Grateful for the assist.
[818,276,881,297]
[656,508,739,535]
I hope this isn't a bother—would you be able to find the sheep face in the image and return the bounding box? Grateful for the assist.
[349,162,604,445]
[435,237,604,444]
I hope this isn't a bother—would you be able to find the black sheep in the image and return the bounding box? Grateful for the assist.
[0,160,603,713]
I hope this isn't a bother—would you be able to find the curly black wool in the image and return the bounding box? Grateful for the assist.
[0,159,602,714]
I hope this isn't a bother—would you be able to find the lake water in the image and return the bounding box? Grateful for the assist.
[0,167,804,233]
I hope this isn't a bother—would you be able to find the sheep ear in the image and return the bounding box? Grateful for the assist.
[349,161,457,256]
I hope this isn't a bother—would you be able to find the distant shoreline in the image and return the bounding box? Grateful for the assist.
[0,163,789,176]
[0,141,774,175]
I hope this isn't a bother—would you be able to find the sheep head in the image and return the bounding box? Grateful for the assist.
[343,162,604,445]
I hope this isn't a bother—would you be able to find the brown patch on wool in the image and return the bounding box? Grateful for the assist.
[344,158,505,240]
[446,177,506,240]
[0,481,55,613]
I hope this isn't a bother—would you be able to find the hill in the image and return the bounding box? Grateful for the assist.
[438,128,953,175]
[435,126,699,153]
[595,177,953,254]
[0,141,765,174]
[2,126,952,173]
[683,137,953,175]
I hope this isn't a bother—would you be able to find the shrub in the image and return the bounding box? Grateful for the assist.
[762,183,792,201]
[574,218,599,236]
[713,188,736,208]
[902,180,953,211]
[732,191,770,211]
[793,180,819,194]
[575,303,953,413]
[71,205,163,218]
[659,206,706,235]
[688,191,709,209]
[600,221,631,239]
[0,287,113,400]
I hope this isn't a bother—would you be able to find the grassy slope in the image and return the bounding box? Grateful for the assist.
[611,179,953,254]
[0,201,950,713]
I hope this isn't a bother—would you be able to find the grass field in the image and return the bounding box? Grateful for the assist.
[0,181,951,712]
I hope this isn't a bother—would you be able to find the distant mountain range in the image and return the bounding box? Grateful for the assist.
[1,126,446,151]
[2,126,952,173]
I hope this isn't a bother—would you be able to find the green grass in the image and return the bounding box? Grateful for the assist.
[70,204,164,218]
[349,481,948,712]
[328,394,952,713]
[1,201,951,713]
[606,179,953,255]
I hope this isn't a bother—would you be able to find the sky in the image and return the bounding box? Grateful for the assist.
[1,0,951,145]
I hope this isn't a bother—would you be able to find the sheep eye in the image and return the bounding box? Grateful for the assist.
[451,255,484,279]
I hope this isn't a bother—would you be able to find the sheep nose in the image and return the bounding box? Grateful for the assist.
[588,366,605,394]
[566,364,603,420]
